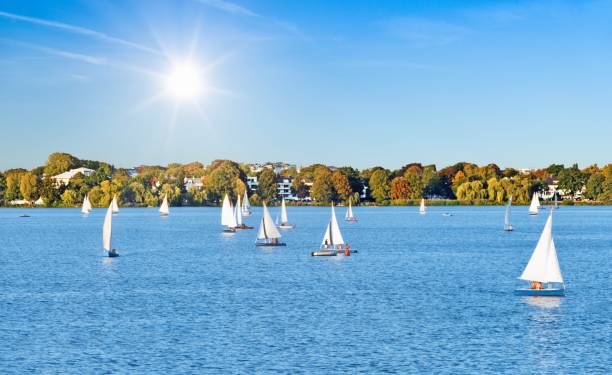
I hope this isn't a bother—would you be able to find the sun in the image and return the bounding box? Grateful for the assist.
[165,61,202,100]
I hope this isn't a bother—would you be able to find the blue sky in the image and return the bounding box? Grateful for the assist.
[1,0,611,170]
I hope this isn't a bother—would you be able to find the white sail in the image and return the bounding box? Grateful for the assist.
[346,200,354,219]
[529,192,539,214]
[221,194,234,226]
[505,197,512,227]
[111,195,119,213]
[519,213,563,283]
[85,195,92,211]
[82,195,90,214]
[321,204,345,246]
[257,202,281,239]
[235,197,243,226]
[159,194,169,215]
[419,198,426,214]
[242,191,251,212]
[281,198,288,224]
[102,203,113,251]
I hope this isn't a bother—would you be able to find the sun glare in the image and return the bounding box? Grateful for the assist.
[165,61,201,100]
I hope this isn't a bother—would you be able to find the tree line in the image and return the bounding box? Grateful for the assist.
[1,152,611,207]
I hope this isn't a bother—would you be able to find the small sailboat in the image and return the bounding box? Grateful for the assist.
[102,202,119,257]
[504,197,513,231]
[528,192,539,215]
[241,191,252,216]
[312,204,345,256]
[278,198,295,229]
[234,196,253,229]
[419,198,426,215]
[514,212,564,296]
[256,202,285,246]
[554,193,559,209]
[345,199,358,222]
[221,194,236,233]
[159,194,169,216]
[81,194,92,215]
[111,194,119,214]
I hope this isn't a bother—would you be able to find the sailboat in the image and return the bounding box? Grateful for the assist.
[81,194,92,215]
[221,194,236,233]
[312,204,345,256]
[235,196,253,229]
[255,202,285,246]
[345,199,358,222]
[102,202,119,257]
[529,192,539,215]
[514,212,564,296]
[241,191,252,216]
[419,198,426,215]
[554,193,559,209]
[504,197,513,231]
[278,197,295,229]
[111,194,119,214]
[159,194,170,216]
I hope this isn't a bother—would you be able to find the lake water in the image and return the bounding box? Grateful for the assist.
[0,206,610,374]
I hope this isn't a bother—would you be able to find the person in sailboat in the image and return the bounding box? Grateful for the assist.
[323,239,330,250]
[344,244,350,256]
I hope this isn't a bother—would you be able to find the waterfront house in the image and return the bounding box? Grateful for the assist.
[51,167,95,186]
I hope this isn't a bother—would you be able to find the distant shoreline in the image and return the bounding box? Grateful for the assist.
[3,200,608,209]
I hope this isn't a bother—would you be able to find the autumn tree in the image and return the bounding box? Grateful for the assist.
[390,177,410,200]
[331,170,352,202]
[44,152,79,176]
[311,166,334,202]
[19,172,38,201]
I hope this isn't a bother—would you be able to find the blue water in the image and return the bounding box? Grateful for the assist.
[0,206,610,374]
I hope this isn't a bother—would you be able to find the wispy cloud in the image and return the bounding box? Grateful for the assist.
[0,38,106,65]
[195,0,258,17]
[379,17,471,47]
[192,0,310,42]
[0,10,160,54]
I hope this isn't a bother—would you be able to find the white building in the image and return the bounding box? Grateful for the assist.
[247,176,259,192]
[51,167,95,186]
[184,177,204,191]
[277,177,297,200]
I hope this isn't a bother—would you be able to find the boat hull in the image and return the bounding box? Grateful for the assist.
[236,225,254,230]
[223,229,236,233]
[504,226,513,231]
[255,242,286,247]
[345,218,358,222]
[107,250,119,258]
[279,224,295,229]
[311,250,338,256]
[514,288,565,296]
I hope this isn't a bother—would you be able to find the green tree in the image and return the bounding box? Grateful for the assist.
[584,173,605,200]
[424,175,454,199]
[61,189,79,206]
[558,164,586,195]
[5,172,23,201]
[331,170,352,202]
[257,168,278,202]
[311,166,334,203]
[207,161,241,202]
[0,173,5,204]
[44,152,79,176]
[369,169,389,203]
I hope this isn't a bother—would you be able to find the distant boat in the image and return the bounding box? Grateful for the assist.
[221,194,236,233]
[241,191,252,216]
[312,204,345,256]
[235,195,253,229]
[103,202,119,257]
[159,194,169,216]
[111,195,119,214]
[529,192,539,215]
[554,193,559,209]
[345,199,358,222]
[514,212,564,296]
[442,212,452,217]
[256,202,285,247]
[419,198,426,215]
[81,194,92,215]
[504,197,513,231]
[278,198,295,229]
